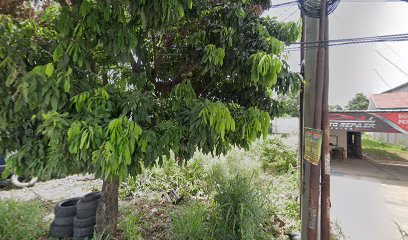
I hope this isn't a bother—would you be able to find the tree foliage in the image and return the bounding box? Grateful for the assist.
[0,0,301,233]
[345,93,369,110]
[329,104,343,111]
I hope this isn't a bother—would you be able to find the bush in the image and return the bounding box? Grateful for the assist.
[172,202,210,240]
[211,173,272,240]
[260,138,298,174]
[120,157,207,199]
[0,200,48,240]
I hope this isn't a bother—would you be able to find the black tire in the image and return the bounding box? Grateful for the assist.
[54,216,74,226]
[81,191,101,203]
[76,207,97,219]
[74,216,96,228]
[76,198,99,210]
[54,197,81,217]
[73,225,95,237]
[49,222,73,238]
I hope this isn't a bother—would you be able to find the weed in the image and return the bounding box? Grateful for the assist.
[120,213,142,240]
[260,138,298,174]
[172,202,210,240]
[331,220,349,240]
[120,157,207,199]
[0,200,49,240]
[206,162,275,240]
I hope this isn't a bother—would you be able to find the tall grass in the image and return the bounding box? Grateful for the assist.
[172,202,210,240]
[0,200,48,240]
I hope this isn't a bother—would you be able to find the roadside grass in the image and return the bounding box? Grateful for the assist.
[0,199,50,240]
[362,136,408,162]
[118,136,301,239]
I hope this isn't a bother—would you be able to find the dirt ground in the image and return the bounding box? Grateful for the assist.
[0,174,102,203]
[331,157,408,240]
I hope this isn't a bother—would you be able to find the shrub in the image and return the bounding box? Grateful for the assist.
[260,138,298,174]
[172,202,210,240]
[0,200,48,240]
[206,163,274,240]
[120,157,207,199]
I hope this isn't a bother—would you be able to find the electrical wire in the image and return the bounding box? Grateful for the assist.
[374,68,408,106]
[284,33,408,51]
[282,8,300,21]
[270,1,299,8]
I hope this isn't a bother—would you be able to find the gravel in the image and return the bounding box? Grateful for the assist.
[0,174,102,203]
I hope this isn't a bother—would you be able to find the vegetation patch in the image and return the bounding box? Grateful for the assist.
[362,136,408,161]
[260,137,298,174]
[0,200,49,240]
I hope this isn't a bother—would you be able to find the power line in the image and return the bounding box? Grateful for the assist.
[284,33,408,51]
[375,49,408,79]
[282,8,300,21]
[270,1,298,8]
[374,68,408,106]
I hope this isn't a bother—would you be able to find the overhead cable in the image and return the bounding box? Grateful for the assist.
[284,33,408,51]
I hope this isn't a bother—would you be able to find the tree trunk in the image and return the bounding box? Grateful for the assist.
[95,177,119,238]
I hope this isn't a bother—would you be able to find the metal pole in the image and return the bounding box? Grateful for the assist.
[307,0,327,239]
[320,12,331,240]
[299,11,305,223]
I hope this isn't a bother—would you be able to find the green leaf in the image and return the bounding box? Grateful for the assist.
[45,63,54,77]
[5,68,17,87]
[53,44,64,62]
[80,130,89,150]
[64,79,70,92]
[50,95,58,110]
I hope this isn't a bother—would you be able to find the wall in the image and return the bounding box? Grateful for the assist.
[370,132,408,148]
[330,129,348,159]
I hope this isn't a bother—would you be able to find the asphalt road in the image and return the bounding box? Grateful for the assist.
[331,158,408,240]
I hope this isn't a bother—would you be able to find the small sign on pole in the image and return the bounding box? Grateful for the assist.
[304,127,323,165]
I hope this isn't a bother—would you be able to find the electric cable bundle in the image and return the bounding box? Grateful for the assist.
[297,0,341,17]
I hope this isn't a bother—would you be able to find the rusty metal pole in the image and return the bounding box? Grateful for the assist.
[307,0,327,239]
[321,12,331,240]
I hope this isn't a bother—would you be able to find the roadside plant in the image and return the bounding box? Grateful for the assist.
[0,200,48,240]
[260,138,298,174]
[172,202,210,240]
[0,0,302,235]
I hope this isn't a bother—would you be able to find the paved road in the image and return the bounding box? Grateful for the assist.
[331,158,408,240]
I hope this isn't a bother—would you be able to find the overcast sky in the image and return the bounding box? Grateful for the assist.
[265,0,408,106]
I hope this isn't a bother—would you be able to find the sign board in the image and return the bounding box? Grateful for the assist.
[329,111,408,133]
[304,128,323,165]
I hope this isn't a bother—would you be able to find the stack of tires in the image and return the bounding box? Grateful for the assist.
[49,191,101,240]
[74,192,101,240]
[50,197,81,238]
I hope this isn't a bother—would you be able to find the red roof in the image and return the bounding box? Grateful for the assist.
[371,92,408,109]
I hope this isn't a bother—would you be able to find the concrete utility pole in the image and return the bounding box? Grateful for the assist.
[320,13,331,240]
[300,14,320,240]
[301,0,330,239]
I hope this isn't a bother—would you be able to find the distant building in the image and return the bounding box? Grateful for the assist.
[368,82,408,148]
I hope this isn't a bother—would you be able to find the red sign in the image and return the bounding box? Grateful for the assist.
[329,111,408,133]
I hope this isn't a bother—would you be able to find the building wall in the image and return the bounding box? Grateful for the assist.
[369,83,408,146]
[330,129,348,159]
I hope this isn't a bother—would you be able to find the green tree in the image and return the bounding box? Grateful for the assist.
[346,93,369,110]
[276,93,300,117]
[0,0,301,234]
[329,104,343,111]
